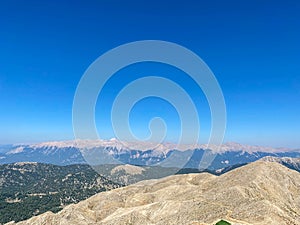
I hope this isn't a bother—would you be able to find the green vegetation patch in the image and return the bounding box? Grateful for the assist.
[215,220,231,225]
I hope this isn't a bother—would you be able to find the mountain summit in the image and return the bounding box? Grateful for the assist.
[7,161,300,225]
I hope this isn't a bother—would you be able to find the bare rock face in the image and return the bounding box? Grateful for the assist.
[7,161,300,225]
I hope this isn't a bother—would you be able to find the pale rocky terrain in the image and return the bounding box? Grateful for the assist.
[110,164,145,175]
[7,161,300,225]
[260,156,300,171]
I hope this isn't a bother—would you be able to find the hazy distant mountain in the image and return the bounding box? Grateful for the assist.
[0,145,86,165]
[8,161,300,225]
[0,162,121,224]
[0,140,299,171]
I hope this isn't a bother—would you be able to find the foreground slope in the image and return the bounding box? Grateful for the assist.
[7,161,300,225]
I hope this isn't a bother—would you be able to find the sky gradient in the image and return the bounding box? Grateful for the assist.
[0,0,300,147]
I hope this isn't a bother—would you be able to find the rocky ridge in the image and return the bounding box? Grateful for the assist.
[7,161,300,225]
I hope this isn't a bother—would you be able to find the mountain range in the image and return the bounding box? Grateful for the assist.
[1,140,299,172]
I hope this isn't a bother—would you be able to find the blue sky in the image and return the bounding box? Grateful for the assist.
[0,0,299,147]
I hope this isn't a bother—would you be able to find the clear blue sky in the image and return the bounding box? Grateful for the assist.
[0,0,299,147]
